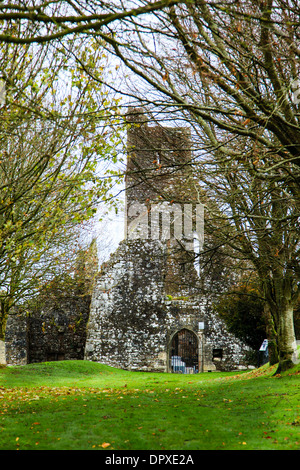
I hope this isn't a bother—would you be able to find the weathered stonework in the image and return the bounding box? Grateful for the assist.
[4,241,97,366]
[5,293,90,366]
[5,310,28,366]
[84,111,254,373]
[84,238,253,372]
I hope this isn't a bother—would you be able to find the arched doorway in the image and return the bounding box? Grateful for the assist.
[170,328,199,373]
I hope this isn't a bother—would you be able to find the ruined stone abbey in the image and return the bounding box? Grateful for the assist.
[5,109,254,372]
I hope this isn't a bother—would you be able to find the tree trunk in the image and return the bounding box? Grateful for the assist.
[0,299,12,341]
[276,299,298,373]
[263,304,278,366]
[263,275,298,373]
[0,301,7,341]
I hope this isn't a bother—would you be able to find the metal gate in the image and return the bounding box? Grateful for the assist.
[171,329,199,374]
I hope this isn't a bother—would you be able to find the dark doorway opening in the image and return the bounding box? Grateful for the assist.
[46,352,65,362]
[171,329,199,373]
[213,348,223,360]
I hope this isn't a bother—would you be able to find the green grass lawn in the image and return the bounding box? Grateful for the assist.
[0,359,299,450]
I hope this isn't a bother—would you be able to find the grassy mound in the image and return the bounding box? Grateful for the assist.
[0,360,299,450]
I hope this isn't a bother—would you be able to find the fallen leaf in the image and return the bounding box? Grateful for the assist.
[101,442,111,448]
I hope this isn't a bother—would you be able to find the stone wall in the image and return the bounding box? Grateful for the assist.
[5,293,90,366]
[4,242,97,366]
[85,239,254,372]
[5,310,28,365]
[27,293,91,364]
[85,240,167,371]
[0,340,5,364]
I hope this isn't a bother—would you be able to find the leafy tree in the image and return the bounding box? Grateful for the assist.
[214,282,268,351]
[0,33,123,339]
[99,0,300,174]
[0,1,184,44]
[29,237,99,308]
[92,0,300,371]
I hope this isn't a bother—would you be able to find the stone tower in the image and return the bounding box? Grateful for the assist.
[125,108,202,296]
[84,109,253,372]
